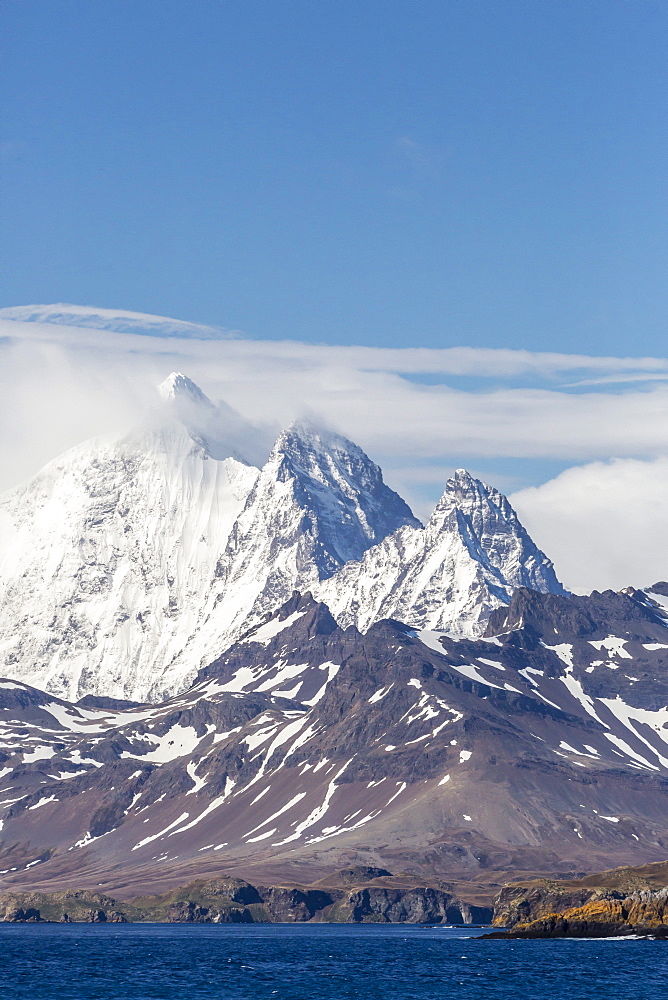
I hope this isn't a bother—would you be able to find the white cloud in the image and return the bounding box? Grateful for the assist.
[0,303,236,339]
[511,458,668,594]
[0,305,667,593]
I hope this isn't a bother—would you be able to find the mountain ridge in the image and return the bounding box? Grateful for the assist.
[315,466,565,635]
[1,584,668,900]
[0,373,564,702]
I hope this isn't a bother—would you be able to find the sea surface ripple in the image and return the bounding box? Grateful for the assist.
[0,923,664,1000]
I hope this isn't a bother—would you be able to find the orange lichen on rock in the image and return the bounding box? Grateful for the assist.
[492,891,668,938]
[561,900,625,924]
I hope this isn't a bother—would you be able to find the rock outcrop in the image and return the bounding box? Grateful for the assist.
[0,870,491,924]
[487,859,668,938]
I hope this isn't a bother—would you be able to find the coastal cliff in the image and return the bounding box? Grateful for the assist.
[487,859,668,938]
[0,867,493,925]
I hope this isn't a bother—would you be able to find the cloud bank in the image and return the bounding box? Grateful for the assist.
[1,304,667,595]
[511,458,668,595]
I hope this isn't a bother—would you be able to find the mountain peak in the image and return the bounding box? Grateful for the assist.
[273,419,361,459]
[430,470,514,528]
[443,469,495,502]
[265,421,421,558]
[158,372,213,407]
[316,465,567,637]
[202,422,422,651]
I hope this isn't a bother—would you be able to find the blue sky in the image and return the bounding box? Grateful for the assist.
[1,1,668,592]
[2,0,666,355]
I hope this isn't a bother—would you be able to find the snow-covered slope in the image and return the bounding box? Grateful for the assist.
[0,372,565,704]
[0,386,419,702]
[4,586,668,895]
[317,469,566,635]
[158,422,422,690]
[0,377,259,702]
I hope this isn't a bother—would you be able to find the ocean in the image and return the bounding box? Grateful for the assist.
[0,923,664,1000]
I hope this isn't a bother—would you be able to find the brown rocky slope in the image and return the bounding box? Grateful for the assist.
[3,587,668,908]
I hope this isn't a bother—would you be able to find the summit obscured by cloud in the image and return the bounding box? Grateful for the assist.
[1,304,667,596]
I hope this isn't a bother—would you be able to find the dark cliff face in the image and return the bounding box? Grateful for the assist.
[486,586,668,650]
[2,587,668,901]
[0,871,492,925]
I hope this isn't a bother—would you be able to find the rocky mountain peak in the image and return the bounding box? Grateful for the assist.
[433,469,517,528]
[272,421,421,528]
[165,428,422,690]
[446,467,487,496]
[426,469,566,598]
[258,420,421,573]
[234,591,340,646]
[316,467,567,637]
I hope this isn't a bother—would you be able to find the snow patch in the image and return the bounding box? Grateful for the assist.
[240,611,307,646]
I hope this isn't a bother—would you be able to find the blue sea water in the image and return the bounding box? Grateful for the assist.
[0,923,665,1000]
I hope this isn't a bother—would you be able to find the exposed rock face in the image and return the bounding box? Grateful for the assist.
[0,872,490,924]
[0,890,127,923]
[165,901,254,923]
[3,906,43,922]
[326,887,480,924]
[486,890,668,939]
[258,887,334,922]
[490,859,668,936]
[493,882,607,928]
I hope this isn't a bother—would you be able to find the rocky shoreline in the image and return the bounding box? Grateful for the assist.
[486,860,668,939]
[4,859,668,937]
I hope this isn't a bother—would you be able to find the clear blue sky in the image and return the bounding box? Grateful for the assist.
[2,0,666,354]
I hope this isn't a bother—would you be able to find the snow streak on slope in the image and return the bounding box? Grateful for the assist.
[4,584,668,889]
[317,469,566,636]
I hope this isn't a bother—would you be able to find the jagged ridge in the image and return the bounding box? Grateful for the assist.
[0,373,564,702]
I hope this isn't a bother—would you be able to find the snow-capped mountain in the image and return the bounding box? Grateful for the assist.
[0,376,260,702]
[157,421,422,694]
[0,379,419,702]
[158,371,271,468]
[316,469,566,635]
[0,372,565,704]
